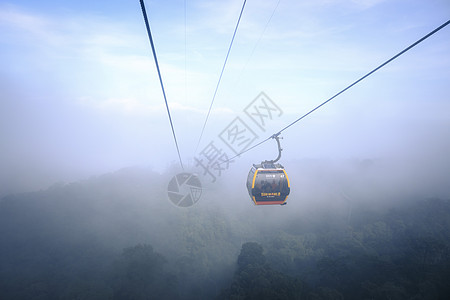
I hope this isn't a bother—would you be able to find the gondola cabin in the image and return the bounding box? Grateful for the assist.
[246,162,290,205]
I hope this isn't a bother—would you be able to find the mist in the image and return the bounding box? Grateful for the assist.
[1,0,450,299]
[2,161,450,298]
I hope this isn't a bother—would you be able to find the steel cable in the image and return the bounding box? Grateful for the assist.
[139,0,185,170]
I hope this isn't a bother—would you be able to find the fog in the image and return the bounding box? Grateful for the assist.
[1,0,449,198]
[1,0,450,298]
[2,162,450,298]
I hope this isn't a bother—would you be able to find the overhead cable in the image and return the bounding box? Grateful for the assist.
[234,0,281,84]
[139,0,184,170]
[223,19,450,164]
[195,0,247,153]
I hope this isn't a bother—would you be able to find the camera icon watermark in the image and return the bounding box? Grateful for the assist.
[168,92,283,207]
[167,173,202,207]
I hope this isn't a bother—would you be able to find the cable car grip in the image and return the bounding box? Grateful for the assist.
[263,133,283,164]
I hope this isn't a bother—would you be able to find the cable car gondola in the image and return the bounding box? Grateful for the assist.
[246,135,290,205]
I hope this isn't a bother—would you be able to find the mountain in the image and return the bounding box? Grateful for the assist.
[1,166,449,299]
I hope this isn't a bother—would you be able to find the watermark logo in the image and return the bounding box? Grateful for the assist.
[167,92,283,207]
[219,117,258,155]
[167,173,202,207]
[194,141,233,183]
[244,92,283,131]
[195,92,283,183]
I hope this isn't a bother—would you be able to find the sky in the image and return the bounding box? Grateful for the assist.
[1,0,449,196]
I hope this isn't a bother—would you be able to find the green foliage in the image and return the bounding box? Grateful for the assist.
[219,242,307,300]
[110,244,178,300]
[260,198,450,299]
[237,242,266,269]
[1,168,450,299]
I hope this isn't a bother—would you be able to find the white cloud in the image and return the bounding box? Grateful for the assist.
[78,96,163,115]
[0,5,48,32]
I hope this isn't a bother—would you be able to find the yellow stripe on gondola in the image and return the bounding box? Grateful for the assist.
[251,169,258,205]
[282,169,289,204]
[283,169,290,188]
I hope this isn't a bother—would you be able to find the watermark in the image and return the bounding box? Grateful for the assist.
[167,92,283,207]
[194,141,234,183]
[244,92,283,131]
[167,173,202,207]
[219,117,258,155]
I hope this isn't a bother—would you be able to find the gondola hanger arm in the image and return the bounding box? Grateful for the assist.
[263,135,283,164]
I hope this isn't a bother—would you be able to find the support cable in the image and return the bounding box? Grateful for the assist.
[234,0,281,85]
[195,0,247,153]
[139,0,184,170]
[221,19,450,165]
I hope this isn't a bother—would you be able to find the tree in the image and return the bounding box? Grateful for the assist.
[219,242,307,300]
[110,244,178,300]
[237,242,266,270]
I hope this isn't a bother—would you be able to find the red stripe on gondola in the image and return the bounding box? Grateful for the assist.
[255,200,286,205]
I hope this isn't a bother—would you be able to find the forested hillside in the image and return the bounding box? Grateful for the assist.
[1,167,449,299]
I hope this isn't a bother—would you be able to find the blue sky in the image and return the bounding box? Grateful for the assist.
[1,0,449,195]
